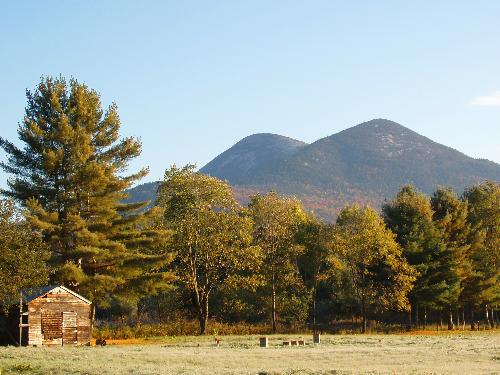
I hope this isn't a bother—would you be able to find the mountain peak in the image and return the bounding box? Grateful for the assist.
[198,119,499,218]
[129,119,500,221]
[236,133,306,149]
[200,133,306,183]
[338,118,418,137]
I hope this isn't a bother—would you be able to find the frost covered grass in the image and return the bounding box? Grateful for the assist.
[0,332,498,374]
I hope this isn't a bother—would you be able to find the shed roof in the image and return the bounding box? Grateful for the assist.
[23,285,92,305]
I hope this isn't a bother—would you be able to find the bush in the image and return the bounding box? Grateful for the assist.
[93,320,310,339]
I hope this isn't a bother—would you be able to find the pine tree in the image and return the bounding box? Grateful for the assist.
[431,187,470,328]
[382,185,454,328]
[462,181,500,327]
[0,76,172,309]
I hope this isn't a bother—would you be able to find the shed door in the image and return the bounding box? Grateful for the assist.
[62,312,77,346]
[41,310,62,345]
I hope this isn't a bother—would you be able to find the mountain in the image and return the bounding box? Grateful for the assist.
[201,133,306,185]
[128,119,500,221]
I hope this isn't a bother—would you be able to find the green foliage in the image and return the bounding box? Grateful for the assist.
[333,205,416,332]
[462,181,500,307]
[0,76,173,309]
[248,191,308,332]
[157,165,260,334]
[0,199,49,306]
[382,186,454,311]
[430,187,472,309]
[296,216,335,331]
[1,78,498,331]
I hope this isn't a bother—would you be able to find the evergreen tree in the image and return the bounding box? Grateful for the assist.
[431,187,472,327]
[382,185,454,327]
[463,181,500,326]
[0,76,172,309]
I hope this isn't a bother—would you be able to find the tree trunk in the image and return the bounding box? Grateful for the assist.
[456,307,460,329]
[485,304,491,328]
[361,299,367,334]
[415,304,419,329]
[462,307,466,330]
[438,310,442,331]
[408,304,412,329]
[448,308,454,330]
[471,307,475,330]
[198,295,209,335]
[156,297,163,324]
[312,284,317,334]
[423,306,427,330]
[271,273,277,333]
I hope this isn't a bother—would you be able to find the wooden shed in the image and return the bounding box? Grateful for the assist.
[21,285,93,346]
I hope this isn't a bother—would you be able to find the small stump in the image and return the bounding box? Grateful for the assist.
[215,338,222,347]
[260,336,268,348]
[313,333,321,344]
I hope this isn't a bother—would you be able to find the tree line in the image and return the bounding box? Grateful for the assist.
[1,77,498,334]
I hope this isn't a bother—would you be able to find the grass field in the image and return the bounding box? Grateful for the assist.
[0,332,499,375]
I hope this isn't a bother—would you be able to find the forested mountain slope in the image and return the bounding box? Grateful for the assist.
[128,119,500,221]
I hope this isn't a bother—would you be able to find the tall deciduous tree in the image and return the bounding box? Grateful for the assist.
[296,216,335,333]
[334,205,415,333]
[249,191,306,332]
[0,76,172,308]
[157,165,260,334]
[0,199,49,307]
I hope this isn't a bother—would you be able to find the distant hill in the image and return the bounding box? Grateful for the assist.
[201,133,306,185]
[127,119,500,221]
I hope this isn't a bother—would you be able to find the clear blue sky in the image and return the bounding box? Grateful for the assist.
[1,1,499,186]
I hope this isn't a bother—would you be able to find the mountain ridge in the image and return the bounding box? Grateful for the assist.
[128,119,500,221]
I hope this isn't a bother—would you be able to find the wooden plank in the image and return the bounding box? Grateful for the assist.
[62,312,77,346]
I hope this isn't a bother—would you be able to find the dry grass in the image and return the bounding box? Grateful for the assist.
[0,332,498,374]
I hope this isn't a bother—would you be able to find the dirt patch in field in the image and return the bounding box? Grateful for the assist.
[91,338,150,345]
[397,328,499,335]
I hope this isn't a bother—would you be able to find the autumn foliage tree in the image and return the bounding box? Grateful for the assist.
[334,205,415,333]
[0,199,49,307]
[249,192,307,332]
[157,165,260,334]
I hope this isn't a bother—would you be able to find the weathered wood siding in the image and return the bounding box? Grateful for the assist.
[27,290,92,346]
[62,311,77,345]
